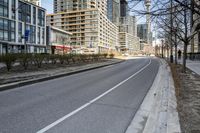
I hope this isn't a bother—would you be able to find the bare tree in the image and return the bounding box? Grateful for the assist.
[128,0,200,71]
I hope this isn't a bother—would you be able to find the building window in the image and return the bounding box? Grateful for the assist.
[0,18,10,41]
[4,30,8,41]
[38,9,45,26]
[18,22,22,42]
[37,27,40,44]
[18,2,31,23]
[11,0,15,19]
[18,1,23,21]
[0,18,3,40]
[26,24,31,43]
[10,20,15,42]
[11,32,15,41]
[0,0,8,17]
[26,4,31,23]
[33,7,36,24]
[30,26,35,43]
[41,28,44,44]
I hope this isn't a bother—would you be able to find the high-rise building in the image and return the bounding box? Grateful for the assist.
[54,0,107,15]
[0,0,46,54]
[120,0,128,17]
[48,0,119,54]
[107,0,120,25]
[137,24,148,42]
[119,16,137,36]
[189,0,200,53]
[118,16,140,53]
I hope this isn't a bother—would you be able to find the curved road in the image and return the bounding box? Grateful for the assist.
[0,57,159,133]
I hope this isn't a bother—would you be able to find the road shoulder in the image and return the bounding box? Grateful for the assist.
[126,58,181,133]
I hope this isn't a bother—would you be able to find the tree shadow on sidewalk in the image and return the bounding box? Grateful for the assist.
[170,63,200,133]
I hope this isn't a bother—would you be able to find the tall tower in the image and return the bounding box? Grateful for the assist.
[145,0,151,45]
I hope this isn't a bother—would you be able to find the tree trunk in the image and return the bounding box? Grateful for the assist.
[175,34,178,65]
[182,41,188,72]
[182,2,188,72]
[175,44,178,65]
[167,45,169,59]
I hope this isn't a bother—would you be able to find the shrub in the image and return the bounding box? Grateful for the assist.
[33,54,45,68]
[49,54,58,64]
[109,53,114,59]
[71,54,80,63]
[0,53,17,71]
[80,54,89,62]
[18,53,32,70]
[43,54,51,64]
[103,53,108,59]
[91,54,98,61]
[58,55,65,64]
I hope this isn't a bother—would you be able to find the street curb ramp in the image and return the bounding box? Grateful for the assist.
[125,59,181,133]
[0,60,124,91]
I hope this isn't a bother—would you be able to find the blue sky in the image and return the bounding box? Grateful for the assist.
[41,0,146,23]
[41,0,53,13]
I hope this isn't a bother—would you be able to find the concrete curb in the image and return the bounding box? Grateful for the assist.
[125,59,181,133]
[0,60,124,91]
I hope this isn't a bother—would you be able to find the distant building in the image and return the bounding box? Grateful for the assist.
[120,0,128,17]
[107,0,120,25]
[189,0,200,53]
[119,16,137,36]
[0,0,46,54]
[48,0,119,54]
[53,0,107,15]
[46,26,72,54]
[137,24,148,43]
[119,32,140,54]
[118,16,140,53]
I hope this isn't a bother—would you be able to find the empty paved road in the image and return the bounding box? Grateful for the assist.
[0,57,159,133]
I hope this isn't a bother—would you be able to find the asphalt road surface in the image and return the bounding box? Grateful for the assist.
[0,57,159,133]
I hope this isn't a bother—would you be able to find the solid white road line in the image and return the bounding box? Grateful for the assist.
[36,59,152,133]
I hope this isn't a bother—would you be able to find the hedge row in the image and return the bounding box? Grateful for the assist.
[0,53,114,71]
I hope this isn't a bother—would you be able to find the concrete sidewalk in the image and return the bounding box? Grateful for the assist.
[126,59,181,133]
[182,60,200,75]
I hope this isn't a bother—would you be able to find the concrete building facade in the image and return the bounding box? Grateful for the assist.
[118,16,140,53]
[48,0,119,54]
[190,0,200,53]
[0,0,46,54]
